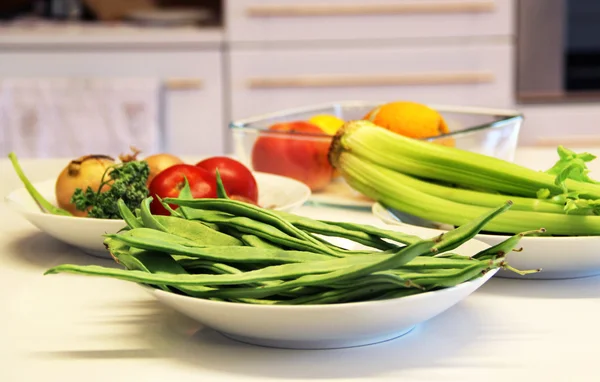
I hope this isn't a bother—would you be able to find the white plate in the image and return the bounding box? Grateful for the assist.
[372,202,600,280]
[308,178,374,209]
[4,172,311,259]
[143,234,495,350]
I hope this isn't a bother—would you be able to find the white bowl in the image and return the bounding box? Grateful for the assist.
[372,202,600,280]
[144,262,496,350]
[4,172,311,259]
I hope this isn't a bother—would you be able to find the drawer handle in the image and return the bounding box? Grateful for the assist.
[246,1,495,17]
[247,71,495,89]
[163,78,203,90]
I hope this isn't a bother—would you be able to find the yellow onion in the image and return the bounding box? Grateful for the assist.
[55,155,115,217]
[144,153,184,186]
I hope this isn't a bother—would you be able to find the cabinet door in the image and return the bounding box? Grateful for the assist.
[227,0,514,43]
[161,52,224,157]
[0,49,224,157]
[516,104,600,147]
[227,42,514,121]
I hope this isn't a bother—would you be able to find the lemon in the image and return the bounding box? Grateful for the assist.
[308,114,345,135]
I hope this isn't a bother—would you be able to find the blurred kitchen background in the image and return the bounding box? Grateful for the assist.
[0,0,598,158]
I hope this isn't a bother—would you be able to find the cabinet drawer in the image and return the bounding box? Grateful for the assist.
[227,42,514,120]
[0,49,224,157]
[227,0,514,43]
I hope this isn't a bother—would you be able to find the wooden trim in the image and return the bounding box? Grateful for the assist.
[247,71,495,89]
[246,1,495,17]
[163,78,203,90]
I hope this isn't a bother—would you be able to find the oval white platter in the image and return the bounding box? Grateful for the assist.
[5,172,311,259]
[372,202,600,280]
[142,228,494,350]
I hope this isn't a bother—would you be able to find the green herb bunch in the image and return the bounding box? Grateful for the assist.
[71,160,150,219]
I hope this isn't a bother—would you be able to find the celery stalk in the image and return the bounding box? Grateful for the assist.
[338,152,600,236]
[330,121,600,200]
[381,170,572,214]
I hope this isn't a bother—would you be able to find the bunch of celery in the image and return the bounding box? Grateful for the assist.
[328,120,600,236]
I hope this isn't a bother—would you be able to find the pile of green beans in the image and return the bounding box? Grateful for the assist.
[44,187,541,305]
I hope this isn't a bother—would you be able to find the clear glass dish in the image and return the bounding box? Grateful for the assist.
[229,100,524,208]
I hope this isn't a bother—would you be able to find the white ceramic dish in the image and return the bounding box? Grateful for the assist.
[372,202,600,280]
[5,172,311,259]
[309,178,374,209]
[143,233,495,350]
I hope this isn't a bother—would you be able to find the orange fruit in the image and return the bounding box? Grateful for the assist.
[363,101,450,139]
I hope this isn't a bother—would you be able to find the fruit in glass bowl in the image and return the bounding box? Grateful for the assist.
[251,121,334,192]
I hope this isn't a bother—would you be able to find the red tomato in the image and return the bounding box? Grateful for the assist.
[195,156,259,204]
[148,164,217,215]
[251,121,333,191]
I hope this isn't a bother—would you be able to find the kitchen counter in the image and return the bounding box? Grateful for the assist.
[2,147,600,382]
[0,23,223,48]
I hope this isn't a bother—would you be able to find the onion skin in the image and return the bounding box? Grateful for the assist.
[55,155,115,217]
[144,153,184,186]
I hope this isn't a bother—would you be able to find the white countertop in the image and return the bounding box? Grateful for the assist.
[2,147,600,382]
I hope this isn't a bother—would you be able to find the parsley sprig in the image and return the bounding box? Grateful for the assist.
[71,160,150,219]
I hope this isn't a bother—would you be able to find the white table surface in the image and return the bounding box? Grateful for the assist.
[2,147,600,382]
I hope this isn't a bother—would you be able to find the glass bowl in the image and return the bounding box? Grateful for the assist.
[229,101,523,208]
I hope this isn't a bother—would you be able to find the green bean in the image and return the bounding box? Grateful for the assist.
[117,199,143,229]
[139,197,168,231]
[171,178,196,219]
[182,209,347,256]
[327,263,493,290]
[105,236,202,293]
[105,237,144,269]
[214,170,230,199]
[326,272,421,290]
[176,240,438,299]
[138,197,243,247]
[187,209,388,257]
[238,234,285,249]
[272,210,402,250]
[108,233,335,265]
[45,249,386,286]
[314,220,422,246]
[406,261,493,289]
[473,229,545,261]
[164,197,332,251]
[176,259,244,275]
[44,193,521,305]
[222,228,286,250]
[430,201,514,254]
[279,283,402,305]
[107,227,204,247]
[154,216,243,246]
[392,255,476,269]
[309,234,391,256]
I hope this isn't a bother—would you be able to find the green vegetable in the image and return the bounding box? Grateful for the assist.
[327,121,600,236]
[329,120,600,200]
[7,152,72,216]
[43,198,537,304]
[338,152,600,236]
[71,160,150,219]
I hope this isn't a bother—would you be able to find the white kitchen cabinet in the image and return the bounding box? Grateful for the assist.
[0,47,224,157]
[513,103,600,147]
[227,41,514,120]
[226,0,514,43]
